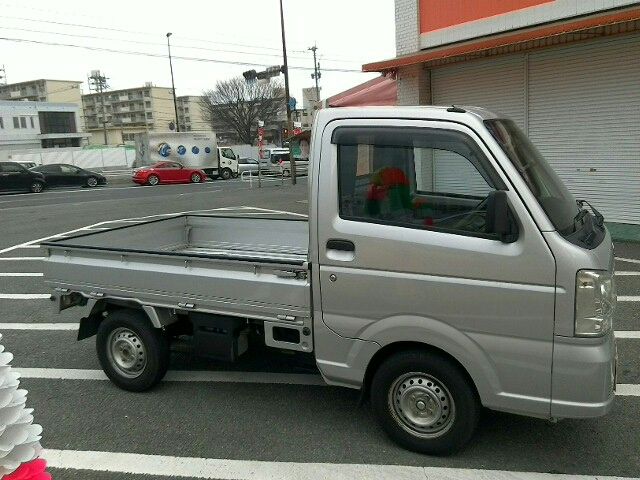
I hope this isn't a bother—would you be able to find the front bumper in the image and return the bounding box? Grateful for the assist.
[551,332,617,418]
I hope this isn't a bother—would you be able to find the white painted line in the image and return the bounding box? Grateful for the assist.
[41,448,639,480]
[0,323,76,330]
[0,294,51,299]
[15,368,326,385]
[616,271,640,276]
[243,206,309,218]
[0,257,45,261]
[617,384,640,397]
[0,273,43,277]
[18,245,41,249]
[615,331,640,339]
[616,257,640,265]
[617,296,640,302]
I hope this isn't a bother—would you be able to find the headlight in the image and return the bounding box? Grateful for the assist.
[575,270,616,337]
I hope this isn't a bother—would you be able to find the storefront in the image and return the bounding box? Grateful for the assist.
[364,1,640,226]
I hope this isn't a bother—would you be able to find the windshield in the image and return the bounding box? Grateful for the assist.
[220,148,236,160]
[485,119,579,234]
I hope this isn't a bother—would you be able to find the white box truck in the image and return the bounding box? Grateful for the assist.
[135,132,239,180]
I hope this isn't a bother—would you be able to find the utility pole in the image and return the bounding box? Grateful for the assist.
[0,65,6,85]
[308,44,321,105]
[88,70,109,145]
[279,0,296,184]
[166,32,180,132]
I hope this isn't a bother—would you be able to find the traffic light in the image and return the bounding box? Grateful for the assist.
[242,70,257,81]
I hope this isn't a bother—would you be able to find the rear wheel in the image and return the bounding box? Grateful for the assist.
[96,309,170,392]
[371,350,479,455]
[220,168,232,180]
[190,172,202,183]
[147,175,160,186]
[30,181,44,193]
[282,169,291,177]
[86,176,98,187]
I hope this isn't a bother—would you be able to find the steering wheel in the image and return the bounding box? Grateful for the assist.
[436,196,490,231]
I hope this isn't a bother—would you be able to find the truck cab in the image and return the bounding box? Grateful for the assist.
[45,106,616,455]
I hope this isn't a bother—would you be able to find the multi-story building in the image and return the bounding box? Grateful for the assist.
[0,79,85,131]
[364,0,640,227]
[82,84,176,145]
[0,100,89,158]
[176,96,209,132]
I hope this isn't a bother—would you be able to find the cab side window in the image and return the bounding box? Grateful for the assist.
[335,126,503,238]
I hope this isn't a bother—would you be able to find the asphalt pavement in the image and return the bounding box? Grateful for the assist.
[0,177,638,479]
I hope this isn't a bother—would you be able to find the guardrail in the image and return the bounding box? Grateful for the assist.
[241,170,285,188]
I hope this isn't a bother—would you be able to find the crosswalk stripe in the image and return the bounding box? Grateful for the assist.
[0,323,76,330]
[41,448,638,480]
[616,271,640,276]
[0,257,45,261]
[615,331,640,339]
[0,273,43,277]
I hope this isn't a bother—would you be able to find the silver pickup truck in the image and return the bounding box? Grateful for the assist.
[43,106,617,455]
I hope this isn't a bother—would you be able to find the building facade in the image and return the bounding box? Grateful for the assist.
[0,100,89,156]
[176,96,209,132]
[82,85,176,145]
[0,79,85,131]
[365,0,640,225]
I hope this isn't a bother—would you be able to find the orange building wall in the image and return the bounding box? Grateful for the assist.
[419,0,554,33]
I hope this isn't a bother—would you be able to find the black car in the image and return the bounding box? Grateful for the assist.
[0,162,46,194]
[31,164,107,188]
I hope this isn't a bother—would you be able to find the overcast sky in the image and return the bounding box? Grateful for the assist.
[0,0,396,104]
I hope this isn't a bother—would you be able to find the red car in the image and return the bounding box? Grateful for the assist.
[132,162,207,186]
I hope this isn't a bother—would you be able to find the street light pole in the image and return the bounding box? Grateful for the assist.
[166,32,180,132]
[278,0,296,185]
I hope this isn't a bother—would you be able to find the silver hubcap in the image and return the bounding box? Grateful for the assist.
[192,174,200,182]
[32,182,42,192]
[107,327,147,378]
[88,178,97,187]
[149,176,158,185]
[389,373,455,438]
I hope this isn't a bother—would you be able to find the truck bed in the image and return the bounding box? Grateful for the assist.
[42,215,311,322]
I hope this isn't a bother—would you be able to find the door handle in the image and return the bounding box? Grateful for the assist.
[327,239,355,252]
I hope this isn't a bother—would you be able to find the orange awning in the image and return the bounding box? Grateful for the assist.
[328,76,397,107]
[363,7,640,72]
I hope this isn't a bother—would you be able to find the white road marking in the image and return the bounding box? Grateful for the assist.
[0,294,51,299]
[0,323,76,330]
[617,384,640,397]
[0,257,45,261]
[616,271,640,276]
[0,272,43,277]
[242,206,308,218]
[17,245,41,249]
[617,296,640,302]
[616,257,640,265]
[15,368,326,385]
[615,331,640,339]
[41,448,640,480]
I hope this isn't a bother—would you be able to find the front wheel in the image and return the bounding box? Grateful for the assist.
[220,168,232,180]
[282,169,291,177]
[86,176,98,188]
[190,172,202,183]
[96,309,170,392]
[147,175,160,186]
[371,350,479,455]
[30,181,44,193]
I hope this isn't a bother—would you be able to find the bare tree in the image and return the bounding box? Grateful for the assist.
[200,77,284,145]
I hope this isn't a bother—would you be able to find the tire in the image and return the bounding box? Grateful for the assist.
[220,168,232,180]
[282,169,291,177]
[190,172,202,183]
[30,181,44,193]
[96,309,170,392]
[371,350,479,455]
[87,176,98,188]
[147,175,160,186]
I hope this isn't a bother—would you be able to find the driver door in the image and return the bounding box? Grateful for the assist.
[317,119,557,416]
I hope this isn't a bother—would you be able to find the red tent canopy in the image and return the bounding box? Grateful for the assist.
[328,76,397,107]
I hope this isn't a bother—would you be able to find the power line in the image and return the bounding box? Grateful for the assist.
[0,14,341,59]
[0,25,360,65]
[0,36,363,73]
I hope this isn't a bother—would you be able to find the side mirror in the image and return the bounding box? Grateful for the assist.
[486,190,517,243]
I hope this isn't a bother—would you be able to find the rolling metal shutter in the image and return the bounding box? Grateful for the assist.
[528,33,640,225]
[431,56,526,195]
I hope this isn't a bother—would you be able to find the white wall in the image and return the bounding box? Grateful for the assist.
[5,147,134,169]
